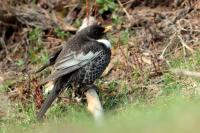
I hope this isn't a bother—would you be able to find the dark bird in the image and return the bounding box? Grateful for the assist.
[34,16,97,74]
[37,24,112,120]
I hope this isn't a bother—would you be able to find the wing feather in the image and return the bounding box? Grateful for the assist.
[42,42,102,83]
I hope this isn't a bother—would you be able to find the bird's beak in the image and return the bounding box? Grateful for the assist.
[104,25,112,33]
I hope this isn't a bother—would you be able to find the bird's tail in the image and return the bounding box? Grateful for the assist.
[37,77,71,120]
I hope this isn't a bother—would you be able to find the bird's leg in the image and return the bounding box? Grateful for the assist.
[44,81,54,94]
[72,83,76,99]
[85,85,104,122]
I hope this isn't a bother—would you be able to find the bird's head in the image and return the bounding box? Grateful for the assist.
[84,24,112,40]
[78,16,97,32]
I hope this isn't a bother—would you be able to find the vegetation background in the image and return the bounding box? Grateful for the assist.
[0,0,200,132]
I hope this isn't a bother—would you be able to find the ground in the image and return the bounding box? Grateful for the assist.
[0,0,200,132]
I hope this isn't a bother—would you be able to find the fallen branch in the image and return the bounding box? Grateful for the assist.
[171,69,200,78]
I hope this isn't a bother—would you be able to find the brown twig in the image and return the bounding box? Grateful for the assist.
[172,7,193,24]
[151,54,162,76]
[117,40,133,70]
[93,0,97,17]
[117,0,133,22]
[0,30,12,62]
[22,34,32,101]
[33,79,43,110]
[86,0,89,20]
[132,52,144,79]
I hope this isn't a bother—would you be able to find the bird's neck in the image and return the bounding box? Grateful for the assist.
[87,37,112,49]
[75,32,111,49]
[97,39,112,49]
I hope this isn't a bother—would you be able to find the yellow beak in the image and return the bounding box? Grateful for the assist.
[104,25,112,33]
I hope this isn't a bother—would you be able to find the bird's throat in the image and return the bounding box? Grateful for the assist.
[97,39,112,49]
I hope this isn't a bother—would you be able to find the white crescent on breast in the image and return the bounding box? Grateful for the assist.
[97,39,111,49]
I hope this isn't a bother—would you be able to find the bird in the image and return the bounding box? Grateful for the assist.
[34,16,97,74]
[37,24,112,120]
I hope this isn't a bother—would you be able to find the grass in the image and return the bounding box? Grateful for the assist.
[2,50,200,133]
[2,96,200,133]
[1,34,200,133]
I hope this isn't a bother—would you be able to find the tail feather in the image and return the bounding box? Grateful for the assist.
[37,77,70,120]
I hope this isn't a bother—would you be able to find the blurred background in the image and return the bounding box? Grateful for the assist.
[0,0,200,132]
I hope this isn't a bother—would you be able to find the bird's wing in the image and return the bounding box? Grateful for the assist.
[42,42,102,83]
